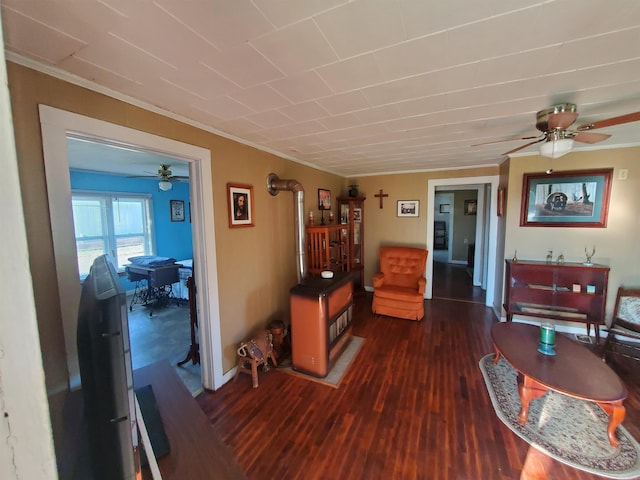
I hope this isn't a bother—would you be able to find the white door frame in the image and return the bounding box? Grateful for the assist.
[39,105,224,390]
[426,175,499,307]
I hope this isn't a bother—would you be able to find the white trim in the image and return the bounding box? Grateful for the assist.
[427,175,499,309]
[38,105,224,390]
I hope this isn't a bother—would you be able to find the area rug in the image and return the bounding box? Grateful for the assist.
[278,336,364,388]
[479,354,640,479]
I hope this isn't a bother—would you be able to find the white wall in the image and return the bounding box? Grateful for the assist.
[0,18,58,479]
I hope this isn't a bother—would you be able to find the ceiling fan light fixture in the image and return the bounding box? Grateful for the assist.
[158,180,172,191]
[539,137,574,159]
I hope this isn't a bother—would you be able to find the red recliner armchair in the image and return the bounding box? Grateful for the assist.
[372,246,428,321]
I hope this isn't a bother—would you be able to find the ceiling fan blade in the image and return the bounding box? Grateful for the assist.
[573,131,611,144]
[502,139,544,156]
[577,111,640,131]
[471,135,540,147]
[547,111,578,130]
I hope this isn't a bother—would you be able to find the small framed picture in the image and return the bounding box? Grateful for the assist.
[170,200,185,222]
[465,199,477,215]
[439,204,450,213]
[397,200,419,217]
[354,207,362,223]
[227,183,254,228]
[318,189,331,210]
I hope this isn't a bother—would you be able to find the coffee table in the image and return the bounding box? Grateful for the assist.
[491,322,627,447]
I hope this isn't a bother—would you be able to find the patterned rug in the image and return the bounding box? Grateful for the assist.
[479,354,640,479]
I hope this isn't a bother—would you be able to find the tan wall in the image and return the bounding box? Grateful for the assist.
[7,62,344,395]
[346,167,499,287]
[504,150,640,322]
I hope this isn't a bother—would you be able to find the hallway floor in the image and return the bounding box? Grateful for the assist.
[432,256,485,303]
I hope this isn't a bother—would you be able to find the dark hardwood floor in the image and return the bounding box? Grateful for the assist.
[196,276,640,480]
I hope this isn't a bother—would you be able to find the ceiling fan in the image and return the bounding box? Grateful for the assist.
[130,164,189,191]
[473,103,640,159]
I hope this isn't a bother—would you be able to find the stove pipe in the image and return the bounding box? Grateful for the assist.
[267,173,306,283]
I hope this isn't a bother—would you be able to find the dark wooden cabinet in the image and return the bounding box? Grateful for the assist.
[306,224,349,275]
[337,197,365,290]
[503,259,610,341]
[290,273,353,378]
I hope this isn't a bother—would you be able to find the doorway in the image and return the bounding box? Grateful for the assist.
[426,175,500,309]
[39,105,224,390]
[67,138,202,393]
[431,190,484,303]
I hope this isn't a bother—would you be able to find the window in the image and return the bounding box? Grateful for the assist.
[72,192,154,277]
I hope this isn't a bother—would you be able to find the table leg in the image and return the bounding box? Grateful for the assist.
[598,401,626,447]
[493,345,502,364]
[518,375,548,425]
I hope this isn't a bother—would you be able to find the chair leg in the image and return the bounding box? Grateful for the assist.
[601,332,615,361]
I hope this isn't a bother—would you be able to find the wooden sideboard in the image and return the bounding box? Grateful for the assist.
[290,272,353,378]
[503,259,610,341]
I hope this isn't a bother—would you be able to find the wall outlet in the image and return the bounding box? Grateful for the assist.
[618,169,628,180]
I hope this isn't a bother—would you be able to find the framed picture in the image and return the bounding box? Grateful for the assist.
[439,203,451,213]
[170,200,185,222]
[464,199,477,215]
[353,207,362,223]
[227,183,254,228]
[318,188,331,210]
[520,169,613,228]
[397,200,419,217]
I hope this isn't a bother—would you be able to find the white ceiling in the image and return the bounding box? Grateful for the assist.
[3,0,640,177]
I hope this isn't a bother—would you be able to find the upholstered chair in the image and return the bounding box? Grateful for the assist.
[372,246,428,321]
[602,286,640,362]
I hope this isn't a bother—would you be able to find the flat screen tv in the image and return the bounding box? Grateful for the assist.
[76,254,138,480]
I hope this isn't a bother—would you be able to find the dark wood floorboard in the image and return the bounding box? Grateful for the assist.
[197,292,640,480]
[432,260,485,304]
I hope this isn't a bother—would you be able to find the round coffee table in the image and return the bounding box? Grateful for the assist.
[491,322,627,447]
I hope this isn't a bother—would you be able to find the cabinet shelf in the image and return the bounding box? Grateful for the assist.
[337,197,366,291]
[504,260,609,341]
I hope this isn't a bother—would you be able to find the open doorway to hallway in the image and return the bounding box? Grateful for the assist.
[431,190,484,303]
[426,175,500,309]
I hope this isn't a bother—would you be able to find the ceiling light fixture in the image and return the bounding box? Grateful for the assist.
[158,180,172,191]
[539,130,574,159]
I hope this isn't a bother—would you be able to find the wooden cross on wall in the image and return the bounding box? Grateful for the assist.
[374,189,389,209]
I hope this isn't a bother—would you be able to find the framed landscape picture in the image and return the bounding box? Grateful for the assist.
[397,200,419,217]
[520,169,613,228]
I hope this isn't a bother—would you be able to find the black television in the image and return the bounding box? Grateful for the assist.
[76,254,138,480]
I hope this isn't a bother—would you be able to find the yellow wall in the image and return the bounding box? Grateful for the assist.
[504,150,640,320]
[347,167,499,287]
[7,62,344,392]
[9,59,639,397]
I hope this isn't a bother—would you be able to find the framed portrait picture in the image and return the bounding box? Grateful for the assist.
[170,200,185,222]
[227,183,255,228]
[397,200,419,217]
[520,169,612,228]
[318,189,331,210]
[465,199,477,215]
